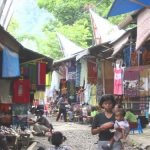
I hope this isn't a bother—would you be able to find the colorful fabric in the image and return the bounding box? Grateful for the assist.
[67,80,76,102]
[88,58,97,84]
[37,63,46,85]
[84,84,92,103]
[67,60,76,80]
[46,72,52,87]
[60,79,67,95]
[13,79,30,104]
[123,70,140,97]
[97,59,102,80]
[75,61,81,87]
[2,47,20,77]
[139,69,149,96]
[90,84,97,106]
[51,71,62,91]
[114,68,123,95]
[0,79,12,103]
[80,58,87,87]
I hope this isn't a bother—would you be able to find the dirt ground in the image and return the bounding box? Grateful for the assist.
[32,116,135,150]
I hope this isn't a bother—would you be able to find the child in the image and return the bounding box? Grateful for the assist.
[48,131,72,150]
[102,109,130,150]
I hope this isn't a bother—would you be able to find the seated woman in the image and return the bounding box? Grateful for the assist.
[31,109,53,136]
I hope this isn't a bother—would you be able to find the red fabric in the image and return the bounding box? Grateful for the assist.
[0,104,11,113]
[13,79,30,104]
[38,63,46,85]
[88,58,97,84]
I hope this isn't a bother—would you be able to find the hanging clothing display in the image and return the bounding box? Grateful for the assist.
[131,51,138,66]
[123,70,140,97]
[84,84,92,104]
[97,59,102,80]
[89,84,97,106]
[0,79,12,103]
[37,63,46,85]
[59,64,66,79]
[67,79,76,102]
[142,49,150,65]
[46,72,52,87]
[80,58,87,87]
[96,83,103,102]
[67,60,76,80]
[88,58,97,84]
[51,71,62,91]
[13,79,30,104]
[114,68,123,95]
[60,79,67,95]
[76,61,81,87]
[2,47,20,77]
[139,69,149,96]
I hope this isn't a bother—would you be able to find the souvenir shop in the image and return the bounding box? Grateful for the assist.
[51,45,114,107]
[0,28,53,148]
[112,27,150,126]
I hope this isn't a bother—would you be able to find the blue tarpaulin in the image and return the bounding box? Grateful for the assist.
[107,0,150,17]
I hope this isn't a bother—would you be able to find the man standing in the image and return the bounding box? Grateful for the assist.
[56,95,68,122]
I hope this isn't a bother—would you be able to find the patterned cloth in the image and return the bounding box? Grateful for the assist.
[123,70,140,97]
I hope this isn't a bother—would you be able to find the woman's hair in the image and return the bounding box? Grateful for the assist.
[51,131,66,147]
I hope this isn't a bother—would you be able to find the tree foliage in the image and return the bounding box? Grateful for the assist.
[8,0,126,60]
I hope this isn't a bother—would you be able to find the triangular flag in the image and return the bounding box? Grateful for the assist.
[57,32,83,57]
[89,9,125,45]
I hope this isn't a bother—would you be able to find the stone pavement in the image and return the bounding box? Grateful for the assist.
[127,128,150,150]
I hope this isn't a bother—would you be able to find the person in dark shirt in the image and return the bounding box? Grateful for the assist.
[32,109,53,136]
[91,94,122,150]
[56,95,68,122]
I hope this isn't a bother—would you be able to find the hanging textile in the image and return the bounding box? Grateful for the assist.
[37,63,46,91]
[37,63,46,85]
[114,68,123,95]
[0,79,12,103]
[59,63,66,79]
[75,61,81,87]
[67,79,76,102]
[89,84,97,106]
[2,47,20,77]
[139,69,149,96]
[88,58,97,84]
[96,83,103,102]
[123,70,140,97]
[84,84,92,104]
[67,60,76,80]
[80,58,87,87]
[21,64,29,79]
[46,72,52,87]
[0,51,2,77]
[13,79,30,104]
[60,79,67,95]
[142,48,150,65]
[131,51,138,66]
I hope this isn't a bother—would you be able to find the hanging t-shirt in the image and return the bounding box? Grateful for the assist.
[114,68,123,95]
[13,79,30,104]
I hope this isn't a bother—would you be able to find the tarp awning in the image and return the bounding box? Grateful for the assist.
[136,8,150,50]
[107,0,150,17]
[112,32,131,56]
